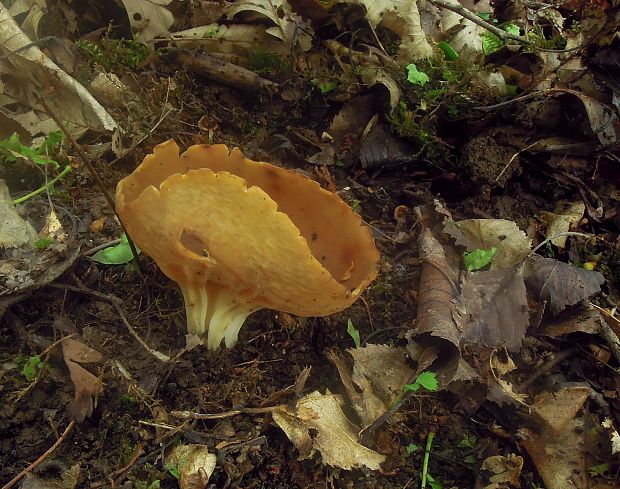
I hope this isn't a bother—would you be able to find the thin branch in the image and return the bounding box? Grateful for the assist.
[529,232,593,256]
[2,420,76,489]
[171,406,284,420]
[36,96,142,271]
[427,0,533,45]
[112,302,170,362]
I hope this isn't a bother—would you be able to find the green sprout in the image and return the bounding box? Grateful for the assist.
[406,443,419,454]
[91,234,141,265]
[34,238,54,250]
[463,247,497,272]
[421,432,442,489]
[457,434,477,449]
[406,64,430,86]
[404,371,438,393]
[347,319,361,348]
[21,355,43,381]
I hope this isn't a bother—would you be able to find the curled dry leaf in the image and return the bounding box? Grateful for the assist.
[539,201,585,248]
[167,444,216,489]
[444,219,532,269]
[272,391,385,470]
[525,255,605,314]
[62,338,103,422]
[477,454,523,489]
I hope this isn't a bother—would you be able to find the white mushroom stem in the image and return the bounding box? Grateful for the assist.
[181,282,258,349]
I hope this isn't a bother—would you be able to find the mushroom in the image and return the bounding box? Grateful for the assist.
[116,140,379,349]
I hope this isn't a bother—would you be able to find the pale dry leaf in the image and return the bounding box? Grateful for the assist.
[62,338,103,422]
[444,219,532,269]
[521,418,587,489]
[167,444,216,489]
[478,454,523,489]
[226,0,312,51]
[272,391,385,470]
[0,179,37,248]
[532,384,589,436]
[540,201,585,248]
[525,255,605,314]
[0,5,117,134]
[459,266,529,351]
[353,0,433,60]
[119,0,174,42]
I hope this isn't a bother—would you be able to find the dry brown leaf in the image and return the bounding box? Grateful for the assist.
[540,304,603,337]
[521,418,587,489]
[0,179,37,248]
[477,454,523,489]
[119,0,174,42]
[540,201,585,248]
[525,255,605,314]
[444,219,532,269]
[167,444,216,489]
[62,338,103,422]
[531,384,589,436]
[272,391,385,470]
[458,266,529,351]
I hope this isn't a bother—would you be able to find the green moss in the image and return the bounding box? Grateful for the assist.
[76,38,150,70]
[247,51,290,76]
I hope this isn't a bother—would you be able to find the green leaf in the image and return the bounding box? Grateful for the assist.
[438,41,459,61]
[426,473,443,489]
[165,463,180,479]
[463,247,497,272]
[504,23,521,36]
[482,32,503,55]
[404,371,438,393]
[0,132,63,169]
[146,481,160,489]
[457,434,476,449]
[91,234,140,265]
[588,463,609,477]
[406,64,430,86]
[406,443,419,454]
[477,12,491,20]
[22,355,42,381]
[35,238,54,250]
[347,319,361,348]
[317,81,338,94]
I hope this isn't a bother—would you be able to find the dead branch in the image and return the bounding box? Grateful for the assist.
[2,420,75,489]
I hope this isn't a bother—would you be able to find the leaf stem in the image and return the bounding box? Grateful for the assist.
[528,232,592,257]
[12,164,72,205]
[421,430,435,489]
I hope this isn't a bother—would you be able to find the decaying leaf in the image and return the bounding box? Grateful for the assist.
[540,201,585,248]
[521,418,587,489]
[458,266,529,351]
[119,0,174,42]
[328,345,414,428]
[0,5,117,134]
[272,391,385,470]
[531,384,589,436]
[444,219,532,269]
[226,0,312,51]
[476,454,523,489]
[525,255,605,314]
[62,337,103,422]
[21,463,80,489]
[0,179,37,248]
[167,444,216,489]
[487,353,529,407]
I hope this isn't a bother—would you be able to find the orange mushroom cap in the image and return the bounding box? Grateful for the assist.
[116,140,379,349]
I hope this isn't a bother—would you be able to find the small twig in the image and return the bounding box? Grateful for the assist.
[36,96,142,271]
[529,232,593,256]
[518,347,579,391]
[171,405,284,420]
[112,302,170,362]
[474,92,542,112]
[107,442,144,481]
[48,283,123,306]
[2,420,75,489]
[0,36,55,61]
[427,0,533,45]
[495,140,542,182]
[82,238,122,257]
[588,303,620,366]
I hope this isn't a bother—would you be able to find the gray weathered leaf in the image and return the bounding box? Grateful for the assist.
[525,255,605,313]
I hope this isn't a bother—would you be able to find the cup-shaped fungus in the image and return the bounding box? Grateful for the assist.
[116,140,379,349]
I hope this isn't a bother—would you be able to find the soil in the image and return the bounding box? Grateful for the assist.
[1,14,620,489]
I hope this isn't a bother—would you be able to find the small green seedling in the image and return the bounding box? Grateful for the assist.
[404,371,438,393]
[165,463,180,479]
[406,443,419,454]
[458,434,477,449]
[0,131,64,169]
[463,247,497,272]
[406,64,430,86]
[588,463,609,477]
[438,41,458,61]
[21,355,43,381]
[347,319,361,348]
[91,234,140,265]
[314,80,338,94]
[34,238,54,250]
[425,473,442,489]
